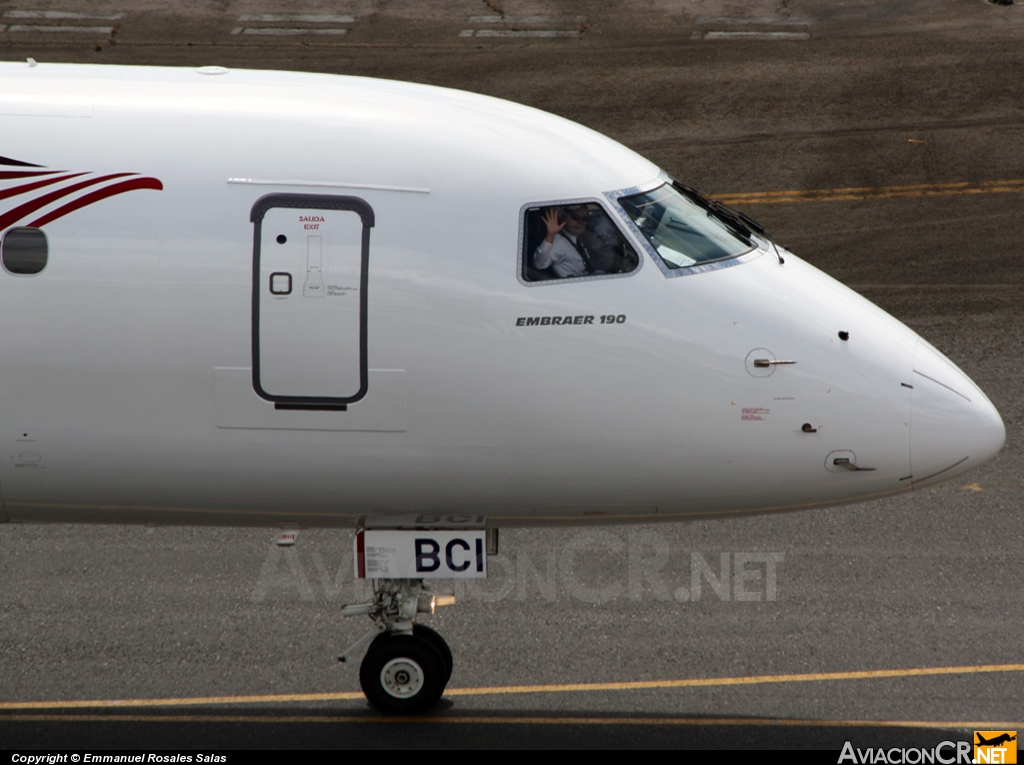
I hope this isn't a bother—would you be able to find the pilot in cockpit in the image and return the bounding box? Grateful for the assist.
[532,204,638,279]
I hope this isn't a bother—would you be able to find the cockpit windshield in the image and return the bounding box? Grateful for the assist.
[617,183,757,268]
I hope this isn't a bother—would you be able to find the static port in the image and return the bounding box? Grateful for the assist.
[838,331,850,341]
[276,234,287,244]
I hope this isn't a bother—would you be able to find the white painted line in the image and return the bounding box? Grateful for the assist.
[457,29,474,37]
[236,14,355,24]
[236,27,349,36]
[227,179,430,194]
[471,29,579,38]
[696,16,812,25]
[7,25,114,34]
[703,31,810,40]
[3,10,125,20]
[230,27,242,35]
[468,15,586,24]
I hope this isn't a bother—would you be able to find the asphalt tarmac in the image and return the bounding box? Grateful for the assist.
[0,0,1022,751]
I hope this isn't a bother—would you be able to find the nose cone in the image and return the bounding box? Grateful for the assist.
[910,339,1005,487]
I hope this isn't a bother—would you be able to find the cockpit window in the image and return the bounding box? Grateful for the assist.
[522,202,639,282]
[617,183,755,268]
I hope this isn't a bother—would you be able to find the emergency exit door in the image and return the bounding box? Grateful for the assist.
[250,193,374,407]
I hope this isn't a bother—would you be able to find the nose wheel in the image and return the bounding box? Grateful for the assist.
[359,633,448,713]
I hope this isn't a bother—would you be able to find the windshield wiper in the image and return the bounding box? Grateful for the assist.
[671,180,787,265]
[671,181,767,243]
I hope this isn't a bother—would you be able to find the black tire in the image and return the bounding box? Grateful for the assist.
[413,624,453,683]
[359,634,446,714]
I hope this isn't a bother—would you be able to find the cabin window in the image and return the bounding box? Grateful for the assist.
[2,227,48,275]
[521,202,639,283]
[617,183,754,268]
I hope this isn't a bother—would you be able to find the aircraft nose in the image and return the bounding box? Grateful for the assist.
[910,339,1005,487]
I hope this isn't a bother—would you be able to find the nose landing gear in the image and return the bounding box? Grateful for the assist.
[340,578,455,714]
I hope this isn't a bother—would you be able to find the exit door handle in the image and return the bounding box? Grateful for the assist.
[753,359,797,368]
[833,458,876,472]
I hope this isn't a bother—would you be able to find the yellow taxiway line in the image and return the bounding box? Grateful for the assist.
[1,663,1021,712]
[442,663,1024,696]
[714,178,1024,205]
[0,715,1021,728]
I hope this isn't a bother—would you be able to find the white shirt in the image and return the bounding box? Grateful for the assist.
[534,232,589,278]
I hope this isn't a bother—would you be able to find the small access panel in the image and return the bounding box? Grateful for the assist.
[251,193,375,408]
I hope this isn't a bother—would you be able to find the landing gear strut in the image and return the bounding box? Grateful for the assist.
[339,578,455,713]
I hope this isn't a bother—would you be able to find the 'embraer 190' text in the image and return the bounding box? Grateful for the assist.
[516,314,626,327]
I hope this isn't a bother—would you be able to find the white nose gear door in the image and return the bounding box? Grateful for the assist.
[250,193,374,408]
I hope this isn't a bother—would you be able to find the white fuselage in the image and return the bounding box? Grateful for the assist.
[0,63,1005,527]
